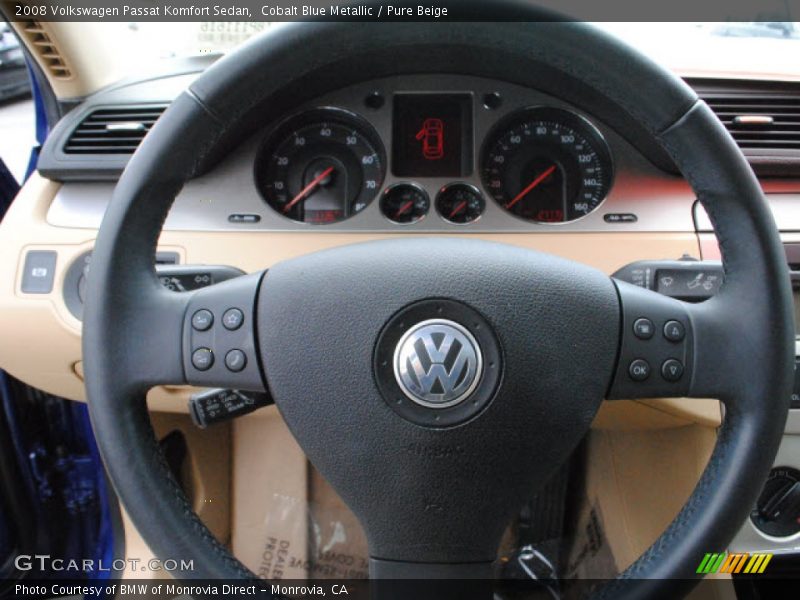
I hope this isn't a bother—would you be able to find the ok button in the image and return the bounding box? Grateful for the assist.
[628,359,651,381]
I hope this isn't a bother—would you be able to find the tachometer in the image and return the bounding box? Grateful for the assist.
[481,107,613,223]
[256,109,385,224]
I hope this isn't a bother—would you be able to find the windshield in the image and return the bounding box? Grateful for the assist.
[599,22,800,80]
[98,21,800,80]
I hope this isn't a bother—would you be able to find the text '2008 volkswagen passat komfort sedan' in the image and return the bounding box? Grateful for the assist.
[1,2,800,599]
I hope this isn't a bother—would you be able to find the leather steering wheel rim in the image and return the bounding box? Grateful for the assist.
[82,19,794,599]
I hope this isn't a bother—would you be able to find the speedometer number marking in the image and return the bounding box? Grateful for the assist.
[481,107,613,223]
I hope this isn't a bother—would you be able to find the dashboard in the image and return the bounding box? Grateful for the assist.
[3,49,800,568]
[44,74,698,234]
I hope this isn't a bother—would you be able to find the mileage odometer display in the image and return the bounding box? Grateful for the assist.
[481,107,612,223]
[256,109,385,224]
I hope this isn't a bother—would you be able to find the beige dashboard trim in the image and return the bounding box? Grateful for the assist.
[585,424,734,598]
[0,173,718,425]
[8,21,124,100]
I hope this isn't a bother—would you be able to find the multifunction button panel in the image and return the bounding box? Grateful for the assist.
[182,272,264,391]
[608,280,694,399]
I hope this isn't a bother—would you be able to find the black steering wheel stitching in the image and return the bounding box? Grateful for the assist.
[82,19,794,600]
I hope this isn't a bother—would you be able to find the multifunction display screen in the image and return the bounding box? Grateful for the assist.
[392,94,473,177]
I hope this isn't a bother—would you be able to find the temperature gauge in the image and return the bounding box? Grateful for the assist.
[436,183,485,225]
[380,184,430,224]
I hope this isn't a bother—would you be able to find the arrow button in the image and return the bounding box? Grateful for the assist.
[661,359,684,382]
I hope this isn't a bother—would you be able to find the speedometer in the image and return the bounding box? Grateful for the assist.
[255,109,385,224]
[481,107,613,223]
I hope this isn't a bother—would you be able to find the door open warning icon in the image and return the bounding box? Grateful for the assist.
[416,118,445,160]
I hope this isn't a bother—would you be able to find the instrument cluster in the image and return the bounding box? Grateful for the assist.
[254,87,614,228]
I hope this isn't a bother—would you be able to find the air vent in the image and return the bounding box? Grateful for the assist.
[64,106,168,154]
[17,20,72,79]
[705,95,800,150]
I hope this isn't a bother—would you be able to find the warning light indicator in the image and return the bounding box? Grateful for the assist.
[392,93,472,177]
[415,118,445,160]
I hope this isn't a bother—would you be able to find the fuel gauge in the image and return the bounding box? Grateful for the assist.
[436,183,485,225]
[380,183,430,224]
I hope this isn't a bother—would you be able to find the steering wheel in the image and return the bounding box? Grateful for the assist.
[82,19,794,599]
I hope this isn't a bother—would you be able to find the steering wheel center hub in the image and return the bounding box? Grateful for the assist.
[394,318,483,409]
[257,238,621,562]
[374,299,501,427]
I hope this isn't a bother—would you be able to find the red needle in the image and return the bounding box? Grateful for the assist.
[396,200,414,217]
[505,164,557,210]
[449,200,467,219]
[282,166,335,213]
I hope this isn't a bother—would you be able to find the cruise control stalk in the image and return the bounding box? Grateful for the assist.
[189,389,273,428]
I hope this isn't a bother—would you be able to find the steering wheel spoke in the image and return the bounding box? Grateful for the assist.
[114,271,267,394]
[607,279,694,400]
[682,292,773,405]
[109,284,192,390]
[608,276,789,411]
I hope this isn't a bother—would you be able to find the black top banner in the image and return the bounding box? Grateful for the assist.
[2,0,799,22]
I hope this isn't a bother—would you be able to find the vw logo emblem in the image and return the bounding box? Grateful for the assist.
[393,319,483,408]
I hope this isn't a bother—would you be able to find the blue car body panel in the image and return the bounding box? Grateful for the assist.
[0,52,115,588]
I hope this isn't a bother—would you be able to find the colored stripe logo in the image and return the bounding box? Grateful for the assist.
[697,552,773,574]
